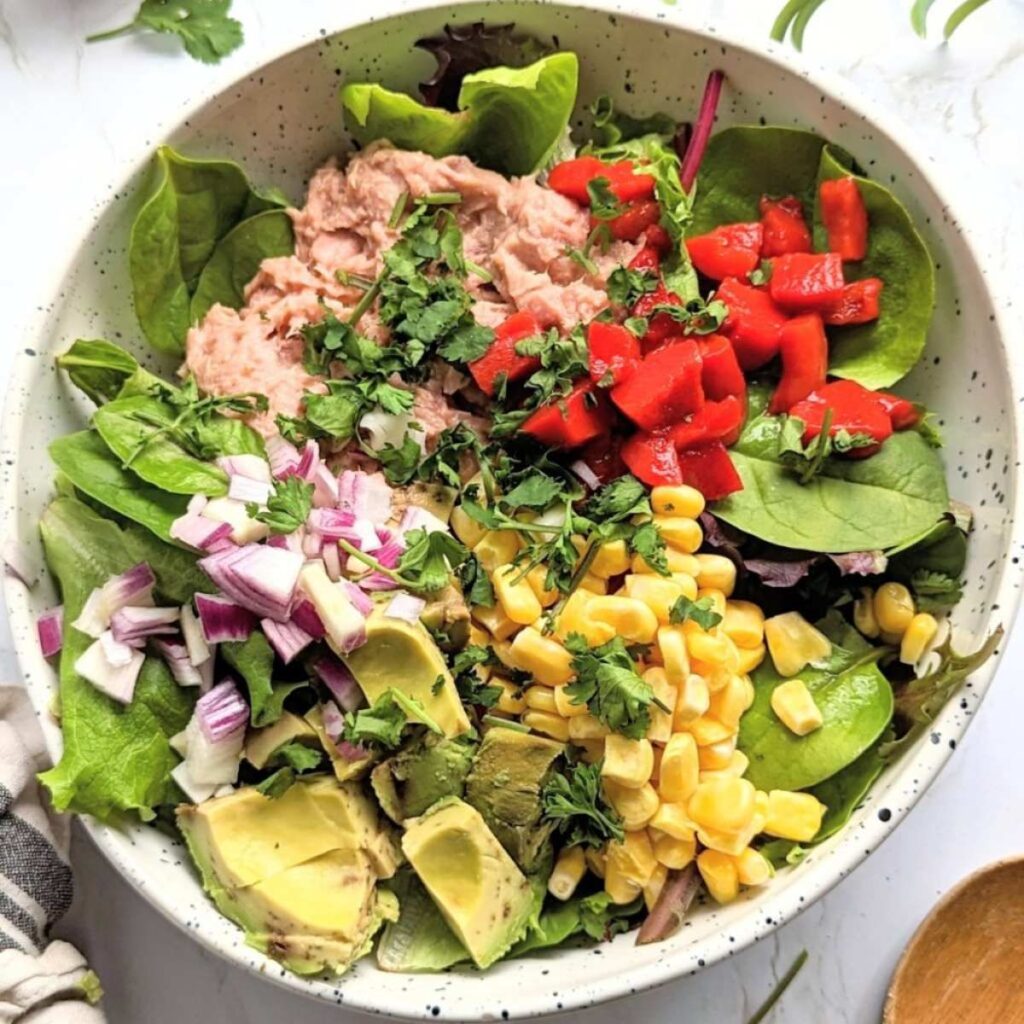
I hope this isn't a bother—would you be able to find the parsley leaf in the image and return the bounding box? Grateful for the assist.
[630,521,670,576]
[502,473,566,510]
[541,760,625,848]
[451,644,502,709]
[269,741,323,773]
[256,767,296,799]
[587,176,626,221]
[376,433,424,485]
[668,595,723,630]
[583,475,650,520]
[396,528,471,593]
[247,476,313,535]
[343,688,442,750]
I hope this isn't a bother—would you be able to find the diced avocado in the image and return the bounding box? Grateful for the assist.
[343,606,471,738]
[404,481,458,523]
[245,711,317,769]
[401,798,533,968]
[464,728,563,872]
[178,778,400,976]
[304,705,375,782]
[420,585,471,651]
[371,731,478,824]
[377,868,469,972]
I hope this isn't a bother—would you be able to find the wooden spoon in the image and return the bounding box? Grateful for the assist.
[884,857,1024,1022]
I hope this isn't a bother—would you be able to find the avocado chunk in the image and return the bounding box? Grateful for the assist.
[420,585,471,652]
[464,727,563,872]
[245,711,318,769]
[178,777,399,976]
[401,798,533,968]
[342,607,471,738]
[371,731,478,824]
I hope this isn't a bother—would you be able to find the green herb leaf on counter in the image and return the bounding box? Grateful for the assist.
[669,595,723,631]
[248,477,313,535]
[541,760,625,848]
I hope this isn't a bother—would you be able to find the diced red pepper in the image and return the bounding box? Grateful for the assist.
[876,391,921,430]
[676,442,743,501]
[578,435,627,485]
[548,157,656,205]
[629,247,662,273]
[520,381,611,449]
[819,177,869,261]
[643,224,672,253]
[634,283,684,349]
[606,200,662,242]
[769,252,845,312]
[670,395,745,449]
[715,278,789,371]
[697,334,747,404]
[588,321,642,388]
[621,430,682,487]
[759,195,812,257]
[685,223,764,281]
[611,341,705,432]
[822,278,883,325]
[468,311,543,396]
[789,379,893,457]
[769,314,829,414]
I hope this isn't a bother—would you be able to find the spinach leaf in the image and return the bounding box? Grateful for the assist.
[222,631,283,727]
[93,396,229,496]
[810,734,887,842]
[190,208,294,323]
[341,52,579,176]
[37,497,192,821]
[122,524,216,603]
[886,515,967,612]
[738,645,893,792]
[50,431,190,543]
[130,146,287,355]
[56,339,140,406]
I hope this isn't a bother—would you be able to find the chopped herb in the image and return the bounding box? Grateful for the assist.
[457,553,495,608]
[649,296,730,336]
[256,767,296,799]
[451,644,502,708]
[669,594,723,630]
[269,741,323,773]
[343,688,442,750]
[606,265,659,308]
[586,176,626,221]
[541,760,625,848]
[431,674,445,696]
[246,476,314,535]
[630,521,670,576]
[395,528,471,593]
[744,950,809,1024]
[375,433,424,485]
[778,411,878,483]
[564,244,600,276]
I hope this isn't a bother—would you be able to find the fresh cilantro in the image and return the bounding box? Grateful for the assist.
[624,316,649,337]
[586,177,626,221]
[395,528,471,593]
[247,476,314,535]
[747,261,773,287]
[778,411,878,483]
[909,568,963,612]
[502,473,566,510]
[300,308,382,377]
[606,266,659,308]
[649,296,730,336]
[583,475,650,520]
[451,644,502,709]
[375,433,424,485]
[457,553,495,608]
[431,674,445,696]
[256,767,296,799]
[417,424,486,489]
[343,688,442,750]
[437,321,495,363]
[669,594,723,630]
[541,760,625,848]
[564,245,600,276]
[630,521,670,576]
[269,741,323,773]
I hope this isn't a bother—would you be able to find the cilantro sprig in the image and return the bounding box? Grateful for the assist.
[246,476,314,535]
[669,594,724,631]
[451,645,502,709]
[338,527,470,595]
[541,760,625,848]
[778,410,877,483]
[342,688,442,750]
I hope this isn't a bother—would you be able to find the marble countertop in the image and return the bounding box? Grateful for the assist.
[1,0,1022,1021]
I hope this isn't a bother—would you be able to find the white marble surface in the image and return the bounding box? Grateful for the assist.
[2,0,1023,1021]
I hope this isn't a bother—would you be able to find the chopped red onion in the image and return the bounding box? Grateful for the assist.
[261,617,313,664]
[302,531,324,558]
[199,545,303,621]
[265,434,301,479]
[170,513,234,552]
[680,69,725,192]
[216,454,271,483]
[570,459,601,491]
[320,700,345,742]
[339,580,374,617]
[75,634,144,704]
[110,605,181,644]
[291,598,326,639]
[374,528,405,569]
[359,571,399,592]
[227,475,273,506]
[73,564,156,638]
[336,739,371,762]
[312,464,339,508]
[399,505,448,535]
[2,538,41,587]
[198,655,215,692]
[194,593,256,644]
[155,638,204,687]
[385,592,426,623]
[187,493,209,515]
[322,542,342,582]
[180,711,243,787]
[352,518,382,553]
[180,603,211,666]
[338,471,393,523]
[196,680,249,742]
[308,507,358,540]
[295,440,320,481]
[37,607,63,658]
[99,629,136,668]
[312,654,365,712]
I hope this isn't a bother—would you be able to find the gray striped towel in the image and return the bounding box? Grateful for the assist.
[0,685,105,1023]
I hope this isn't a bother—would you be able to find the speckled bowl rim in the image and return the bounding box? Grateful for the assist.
[2,0,1021,1019]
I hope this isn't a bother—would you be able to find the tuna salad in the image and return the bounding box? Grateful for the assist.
[27,26,999,978]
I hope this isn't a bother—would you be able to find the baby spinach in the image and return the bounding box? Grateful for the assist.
[50,432,190,543]
[38,496,192,822]
[886,514,967,613]
[56,339,141,406]
[810,734,887,842]
[738,644,893,792]
[130,146,287,355]
[341,52,579,176]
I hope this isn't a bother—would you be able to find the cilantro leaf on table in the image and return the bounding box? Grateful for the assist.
[669,594,723,631]
[541,760,625,848]
[247,476,313,535]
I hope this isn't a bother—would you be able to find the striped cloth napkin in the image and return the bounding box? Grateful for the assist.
[0,685,105,1023]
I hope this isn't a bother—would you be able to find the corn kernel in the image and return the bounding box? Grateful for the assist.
[522,710,569,742]
[589,539,632,579]
[686,631,738,671]
[578,572,608,595]
[587,596,659,644]
[568,714,610,740]
[686,716,734,747]
[688,777,756,835]
[652,828,697,869]
[554,591,614,647]
[450,505,487,548]
[650,802,697,840]
[651,744,664,782]
[695,554,737,596]
[604,863,642,904]
[696,587,729,619]
[548,846,587,901]
[474,530,521,573]
[471,603,520,642]
[494,678,527,715]
[575,739,606,764]
[764,790,827,842]
[623,576,686,624]
[585,846,606,879]
[606,829,657,886]
[468,624,490,648]
[670,573,700,600]
[710,674,753,730]
[604,780,660,830]
[494,564,543,625]
[643,862,669,911]
[657,625,691,687]
[698,849,740,904]
[642,667,677,744]
[733,847,773,887]
[770,678,823,736]
[603,735,655,789]
[722,601,766,649]
[674,673,711,726]
[874,582,915,636]
[735,644,767,674]
[654,515,703,553]
[651,484,705,519]
[699,750,749,782]
[698,737,737,772]
[657,732,700,803]
[553,684,589,717]
[524,686,558,715]
[509,627,574,686]
[900,613,939,665]
[491,640,518,673]
[853,587,880,639]
[632,548,701,576]
[525,565,559,608]
[764,611,832,677]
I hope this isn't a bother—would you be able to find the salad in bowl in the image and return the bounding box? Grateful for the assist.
[24,22,1000,982]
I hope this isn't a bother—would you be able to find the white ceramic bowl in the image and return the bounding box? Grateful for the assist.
[2,1,1020,1018]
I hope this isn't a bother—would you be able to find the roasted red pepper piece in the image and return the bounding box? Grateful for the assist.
[685,223,764,281]
[579,435,627,485]
[876,391,921,430]
[769,252,845,311]
[643,224,672,253]
[611,341,705,431]
[588,321,642,388]
[621,430,682,487]
[715,277,789,370]
[520,381,611,449]
[769,314,829,414]
[468,311,543,397]
[606,199,662,242]
[759,195,812,257]
[789,379,893,456]
[697,334,747,403]
[676,442,743,500]
[634,283,684,349]
[628,247,662,273]
[670,395,745,449]
[548,157,656,205]
[819,177,869,261]
[822,278,883,325]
